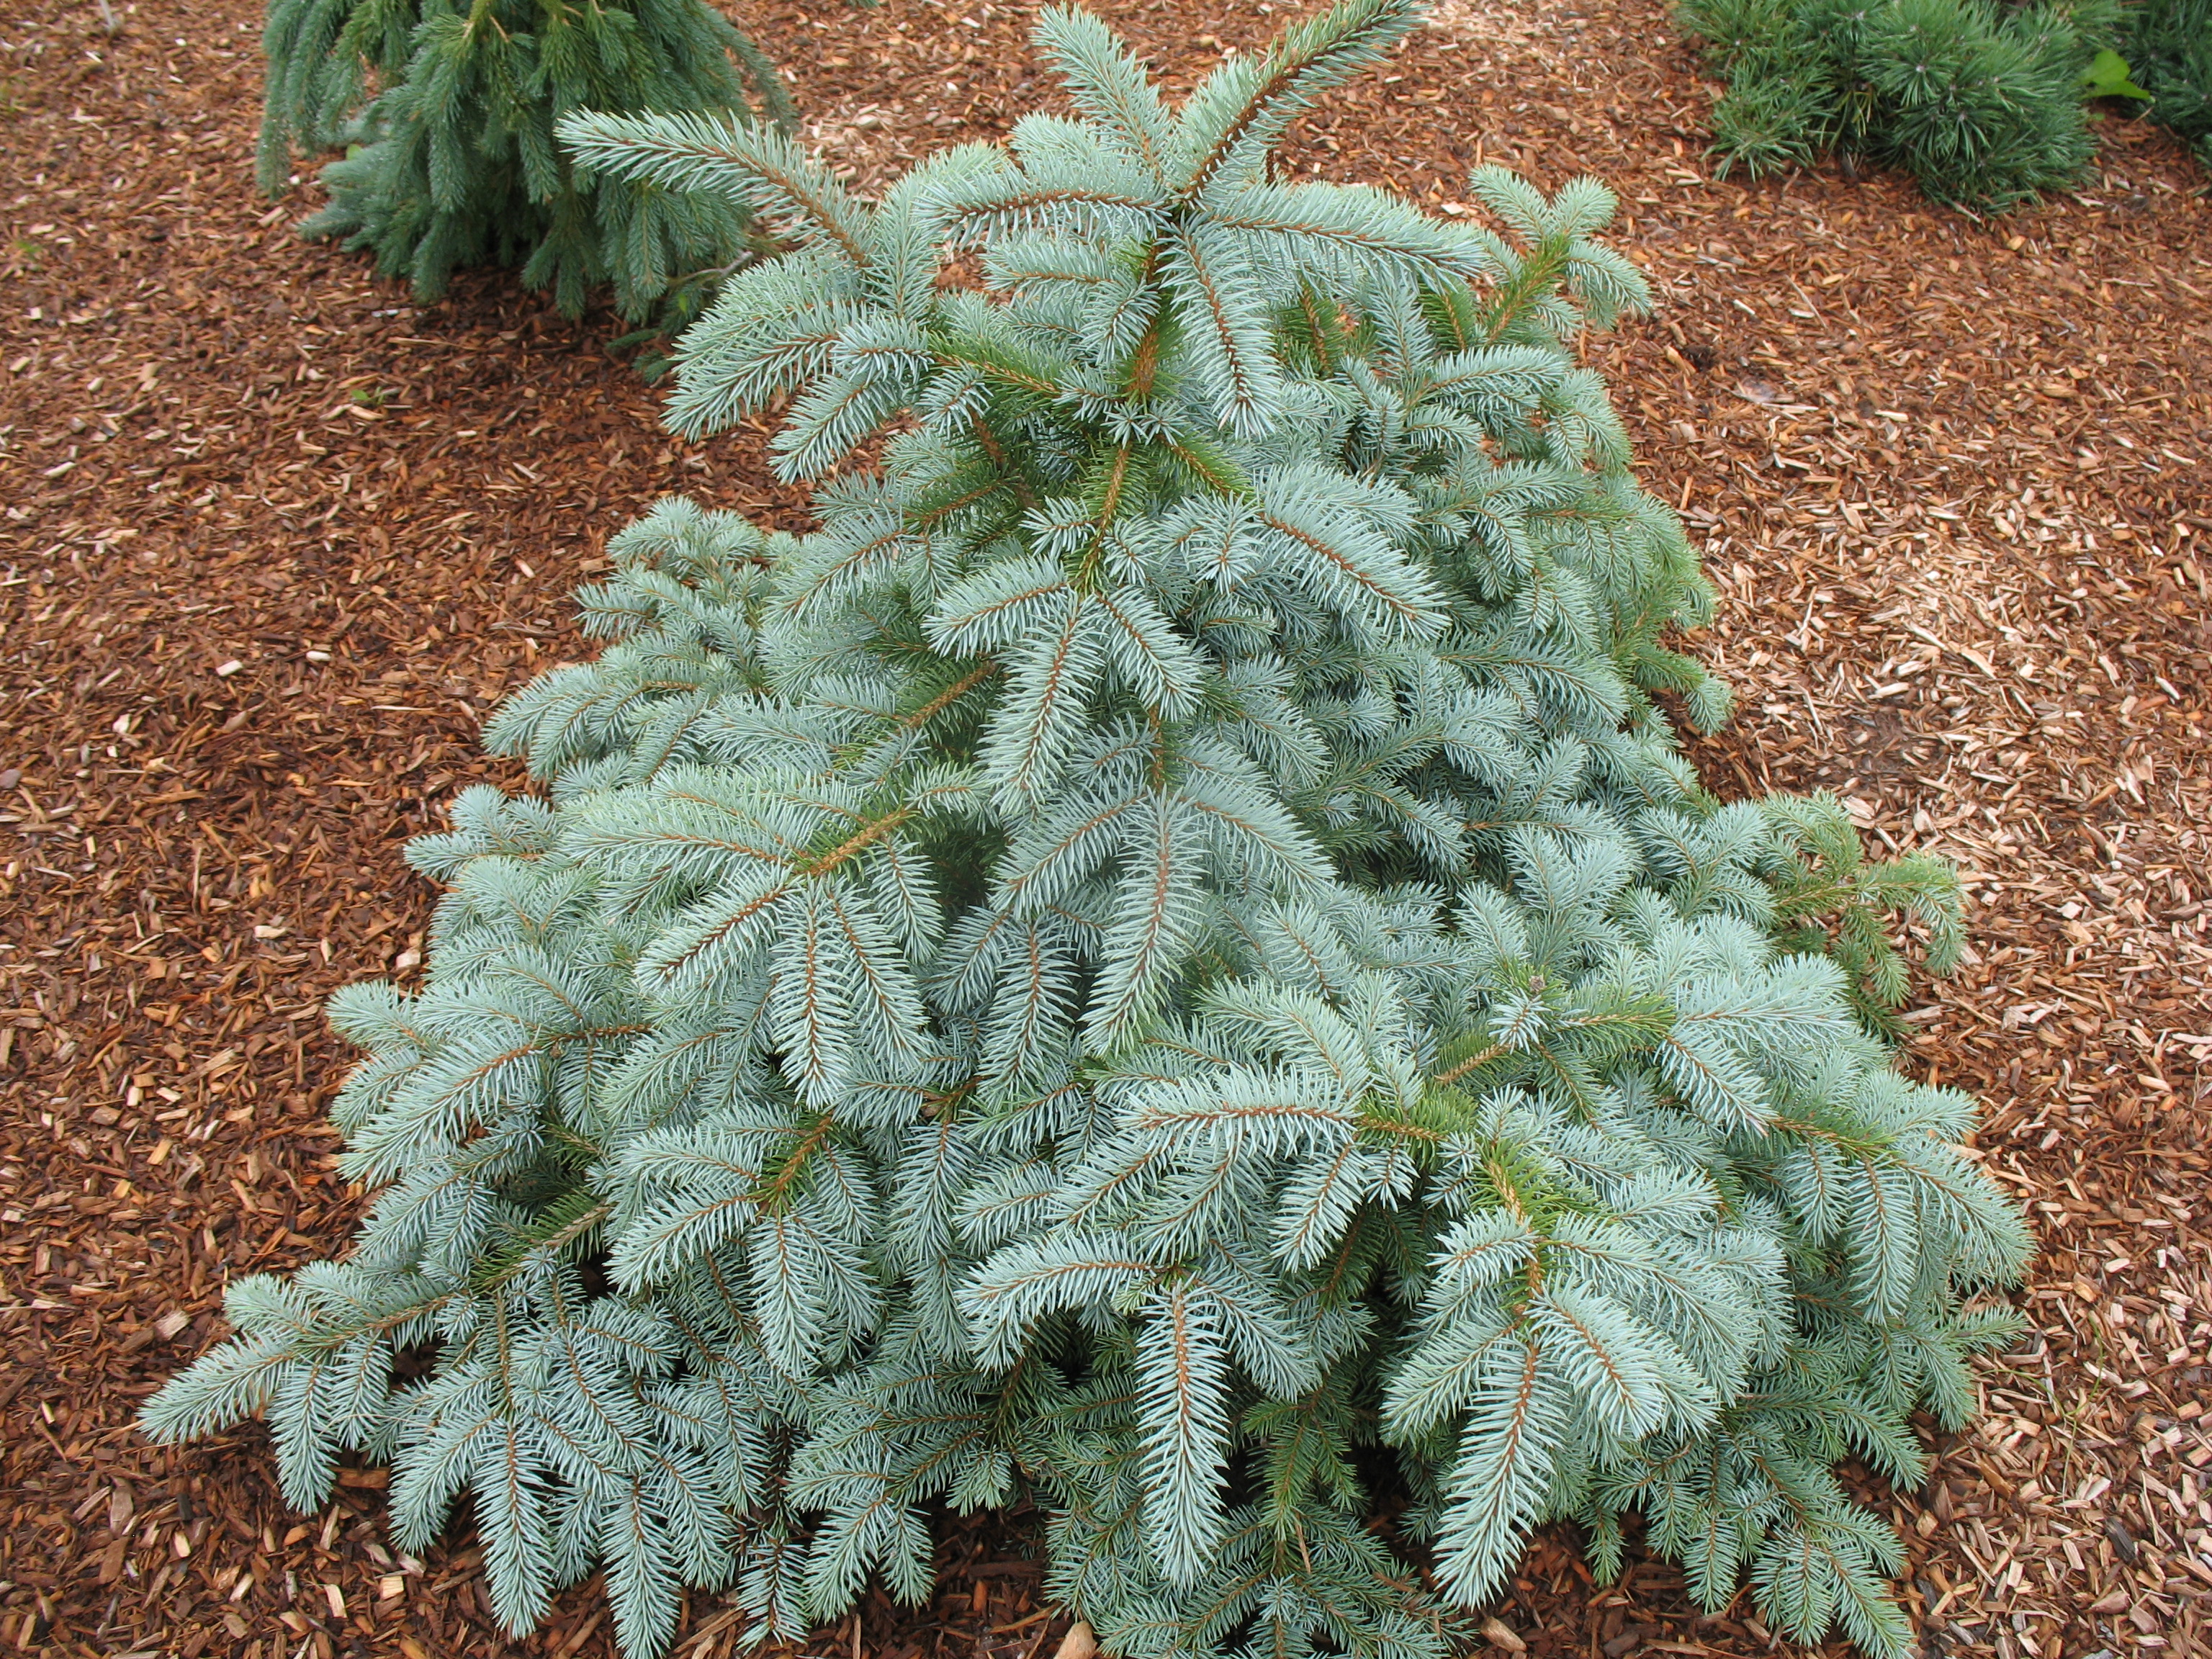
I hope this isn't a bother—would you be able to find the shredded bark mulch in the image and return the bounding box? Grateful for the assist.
[1,1,2207,1657]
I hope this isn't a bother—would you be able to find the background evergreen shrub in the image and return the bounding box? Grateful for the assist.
[258,0,793,324]
[1679,0,2125,209]
[150,4,2028,1656]
[2125,0,2212,167]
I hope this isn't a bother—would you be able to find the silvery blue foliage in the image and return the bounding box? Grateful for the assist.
[145,4,2026,1656]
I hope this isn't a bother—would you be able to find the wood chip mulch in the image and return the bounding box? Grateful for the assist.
[1,1,2207,1657]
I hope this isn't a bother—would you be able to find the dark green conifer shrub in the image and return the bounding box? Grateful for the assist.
[1680,0,2123,209]
[258,0,793,323]
[2125,0,2212,166]
[149,4,2028,1657]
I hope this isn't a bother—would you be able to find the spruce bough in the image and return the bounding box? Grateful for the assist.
[149,4,2029,1655]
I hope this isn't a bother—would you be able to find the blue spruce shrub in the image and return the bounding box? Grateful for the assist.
[150,4,2029,1655]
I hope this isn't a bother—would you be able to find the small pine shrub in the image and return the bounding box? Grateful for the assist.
[1681,0,2123,209]
[258,0,794,323]
[2126,0,2212,167]
[148,4,2029,1658]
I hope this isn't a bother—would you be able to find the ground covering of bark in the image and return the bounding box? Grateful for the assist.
[1,2,2209,1657]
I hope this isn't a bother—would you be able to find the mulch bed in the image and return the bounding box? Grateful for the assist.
[1,1,2208,1657]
